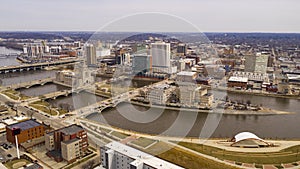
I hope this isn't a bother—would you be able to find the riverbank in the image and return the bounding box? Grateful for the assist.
[213,86,300,100]
[128,101,292,115]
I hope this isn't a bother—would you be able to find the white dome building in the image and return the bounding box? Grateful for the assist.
[231,132,270,148]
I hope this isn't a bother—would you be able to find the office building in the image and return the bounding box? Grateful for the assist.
[176,71,197,83]
[45,124,88,163]
[6,119,45,144]
[86,44,97,66]
[176,72,212,107]
[177,44,187,56]
[146,84,176,105]
[151,42,171,72]
[100,141,184,169]
[244,53,268,73]
[132,54,152,74]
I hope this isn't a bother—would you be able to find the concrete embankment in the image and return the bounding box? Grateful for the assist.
[128,101,293,115]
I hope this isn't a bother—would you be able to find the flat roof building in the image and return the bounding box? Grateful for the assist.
[45,124,88,163]
[6,119,45,144]
[100,141,184,169]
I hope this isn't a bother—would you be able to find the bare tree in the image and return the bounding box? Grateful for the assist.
[27,111,34,119]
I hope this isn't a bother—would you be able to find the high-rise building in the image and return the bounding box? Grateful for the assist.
[132,54,151,74]
[151,42,171,69]
[244,53,268,73]
[177,43,187,56]
[23,45,28,54]
[86,44,97,66]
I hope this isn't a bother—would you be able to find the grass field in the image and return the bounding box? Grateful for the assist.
[1,89,31,100]
[110,131,130,139]
[2,90,19,100]
[4,158,31,169]
[144,142,239,169]
[179,142,300,165]
[131,137,157,148]
[29,101,58,116]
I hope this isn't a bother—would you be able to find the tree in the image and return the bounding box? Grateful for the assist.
[246,100,251,105]
[27,111,34,119]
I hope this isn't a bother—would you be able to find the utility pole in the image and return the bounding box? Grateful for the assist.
[12,127,21,159]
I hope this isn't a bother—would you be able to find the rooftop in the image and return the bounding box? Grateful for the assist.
[62,137,80,145]
[7,119,42,131]
[234,132,263,142]
[229,76,248,83]
[104,141,184,169]
[59,124,84,135]
[177,71,196,76]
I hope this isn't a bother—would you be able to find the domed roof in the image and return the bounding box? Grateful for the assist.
[234,132,262,142]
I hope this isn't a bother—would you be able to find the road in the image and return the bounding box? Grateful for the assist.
[0,93,66,129]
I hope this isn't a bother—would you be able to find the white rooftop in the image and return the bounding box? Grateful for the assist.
[229,76,248,83]
[177,71,196,76]
[0,123,6,129]
[13,115,29,121]
[3,119,18,125]
[105,141,184,169]
[234,132,263,142]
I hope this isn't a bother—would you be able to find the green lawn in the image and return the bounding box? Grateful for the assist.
[29,103,58,116]
[99,127,111,133]
[110,131,130,139]
[131,137,157,148]
[144,142,239,169]
[2,89,30,100]
[30,101,68,116]
[178,142,300,165]
[2,91,19,100]
[4,158,31,169]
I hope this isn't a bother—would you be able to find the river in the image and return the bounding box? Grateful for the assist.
[86,92,300,139]
[1,63,300,139]
[0,46,21,67]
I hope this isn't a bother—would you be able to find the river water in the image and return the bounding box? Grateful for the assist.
[85,92,300,139]
[0,46,21,67]
[1,56,300,139]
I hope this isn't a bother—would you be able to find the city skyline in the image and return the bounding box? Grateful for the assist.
[0,0,299,33]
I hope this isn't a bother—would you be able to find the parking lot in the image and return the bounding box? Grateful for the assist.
[0,133,24,163]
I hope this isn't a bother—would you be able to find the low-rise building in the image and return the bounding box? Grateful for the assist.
[100,141,184,169]
[6,119,45,144]
[146,84,176,105]
[228,76,248,89]
[176,71,197,83]
[45,124,88,163]
[200,93,214,108]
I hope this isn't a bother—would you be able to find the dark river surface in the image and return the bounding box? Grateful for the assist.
[86,92,300,139]
[2,66,300,139]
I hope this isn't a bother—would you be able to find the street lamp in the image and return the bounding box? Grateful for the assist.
[12,127,21,159]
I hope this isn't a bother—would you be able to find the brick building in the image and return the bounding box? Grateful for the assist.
[45,124,88,163]
[6,120,45,144]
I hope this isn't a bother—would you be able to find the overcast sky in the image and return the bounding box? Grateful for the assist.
[0,0,299,33]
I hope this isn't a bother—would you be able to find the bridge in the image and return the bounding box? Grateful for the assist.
[74,80,171,118]
[6,77,55,89]
[0,59,80,74]
[0,53,19,58]
[26,88,87,103]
